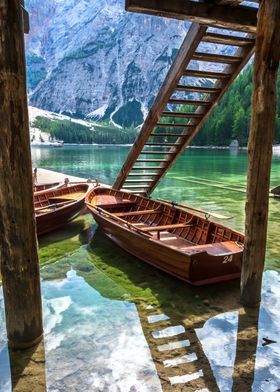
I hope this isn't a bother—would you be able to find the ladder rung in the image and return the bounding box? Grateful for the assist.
[202,32,255,47]
[156,122,194,128]
[136,159,170,162]
[131,166,163,170]
[140,151,176,154]
[161,111,201,118]
[184,69,230,79]
[192,52,242,64]
[124,185,151,189]
[150,133,185,137]
[146,142,181,146]
[176,85,220,94]
[168,99,211,106]
[128,172,160,176]
[124,190,147,194]
[124,179,155,183]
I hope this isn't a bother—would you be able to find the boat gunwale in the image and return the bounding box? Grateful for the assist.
[35,183,93,216]
[89,203,243,258]
[34,182,63,195]
[85,187,244,256]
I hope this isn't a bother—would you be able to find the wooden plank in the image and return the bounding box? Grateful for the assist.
[131,166,163,170]
[202,32,255,46]
[241,0,280,307]
[146,142,182,146]
[136,158,170,162]
[176,85,221,93]
[21,6,30,33]
[168,99,211,106]
[0,0,43,348]
[114,209,159,217]
[113,24,207,189]
[161,112,202,118]
[124,179,155,183]
[128,173,160,176]
[125,0,257,32]
[140,151,176,155]
[151,133,185,137]
[184,69,231,79]
[148,35,255,194]
[156,122,194,128]
[124,185,151,188]
[141,223,192,232]
[192,52,242,63]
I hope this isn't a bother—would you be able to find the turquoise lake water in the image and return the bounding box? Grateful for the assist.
[1,146,280,391]
[32,145,280,271]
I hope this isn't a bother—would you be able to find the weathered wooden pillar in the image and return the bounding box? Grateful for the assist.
[0,0,43,347]
[241,0,280,306]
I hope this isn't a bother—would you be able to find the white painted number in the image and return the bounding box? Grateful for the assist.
[222,255,233,264]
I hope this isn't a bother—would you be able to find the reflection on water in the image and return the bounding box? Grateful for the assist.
[1,254,280,391]
[195,271,280,392]
[0,251,162,392]
[43,269,161,391]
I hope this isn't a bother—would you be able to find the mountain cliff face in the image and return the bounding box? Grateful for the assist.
[25,0,190,127]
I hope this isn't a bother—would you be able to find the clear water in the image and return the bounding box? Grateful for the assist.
[1,146,280,391]
[32,145,280,271]
[0,248,162,392]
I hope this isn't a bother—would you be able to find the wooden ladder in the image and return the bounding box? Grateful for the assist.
[113,23,255,195]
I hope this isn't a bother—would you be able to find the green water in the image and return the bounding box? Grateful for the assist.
[32,145,280,271]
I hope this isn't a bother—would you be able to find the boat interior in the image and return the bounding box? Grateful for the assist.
[34,184,90,214]
[87,188,244,256]
[34,182,60,192]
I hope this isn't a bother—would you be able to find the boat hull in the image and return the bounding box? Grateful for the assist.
[36,199,86,236]
[35,184,91,236]
[90,208,243,286]
[34,182,62,194]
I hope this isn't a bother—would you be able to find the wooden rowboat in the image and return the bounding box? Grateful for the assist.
[86,187,244,286]
[35,183,92,236]
[34,182,62,193]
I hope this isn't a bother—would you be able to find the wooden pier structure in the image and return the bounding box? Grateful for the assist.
[0,0,279,352]
[115,0,280,306]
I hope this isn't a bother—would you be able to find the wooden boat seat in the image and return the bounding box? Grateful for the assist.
[48,197,72,203]
[155,232,194,247]
[181,241,242,256]
[141,223,194,239]
[141,223,193,232]
[93,195,137,209]
[49,192,85,201]
[114,209,160,217]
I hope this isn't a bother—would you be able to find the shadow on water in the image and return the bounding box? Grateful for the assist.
[0,340,47,392]
[232,307,259,392]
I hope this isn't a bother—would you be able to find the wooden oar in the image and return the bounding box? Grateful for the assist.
[35,199,75,212]
[94,206,152,238]
[157,198,233,220]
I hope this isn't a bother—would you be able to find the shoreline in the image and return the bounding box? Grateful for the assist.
[31,143,246,149]
[30,143,280,151]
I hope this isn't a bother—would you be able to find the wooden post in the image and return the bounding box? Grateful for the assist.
[241,0,280,306]
[0,0,43,348]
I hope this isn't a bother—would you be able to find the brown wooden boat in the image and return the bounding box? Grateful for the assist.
[34,182,62,193]
[86,187,244,286]
[35,184,92,236]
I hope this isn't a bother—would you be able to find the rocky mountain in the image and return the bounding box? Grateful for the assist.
[25,0,191,127]
[25,0,239,127]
